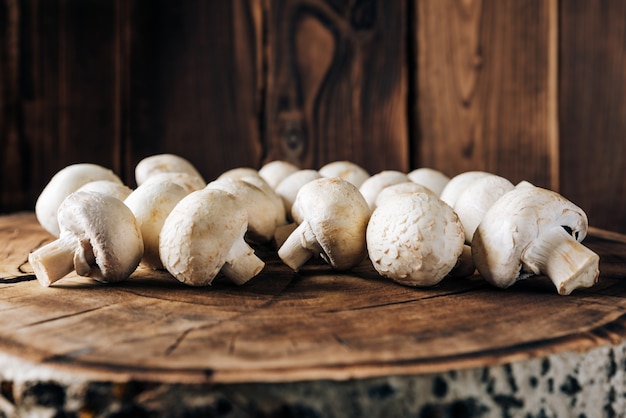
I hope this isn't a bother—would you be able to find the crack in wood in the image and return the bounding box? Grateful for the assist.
[21,306,111,328]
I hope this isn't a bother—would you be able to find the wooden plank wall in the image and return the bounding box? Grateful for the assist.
[1,0,625,234]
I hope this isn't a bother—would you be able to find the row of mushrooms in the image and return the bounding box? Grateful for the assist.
[28,155,600,295]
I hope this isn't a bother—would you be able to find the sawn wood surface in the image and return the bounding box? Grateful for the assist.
[1,212,626,384]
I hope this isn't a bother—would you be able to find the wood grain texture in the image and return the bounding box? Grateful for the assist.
[559,1,626,234]
[1,213,626,384]
[265,0,408,173]
[414,0,558,188]
[124,0,264,184]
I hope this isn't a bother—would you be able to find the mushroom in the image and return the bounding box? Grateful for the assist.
[374,182,437,209]
[77,180,133,202]
[124,181,188,269]
[472,186,600,295]
[359,170,410,211]
[318,161,370,188]
[278,177,370,271]
[439,171,491,208]
[453,174,515,243]
[367,192,465,287]
[206,177,287,243]
[35,163,124,237]
[135,153,204,186]
[407,168,450,196]
[28,191,144,287]
[159,188,265,286]
[217,167,262,182]
[141,172,206,194]
[275,169,322,218]
[258,160,300,189]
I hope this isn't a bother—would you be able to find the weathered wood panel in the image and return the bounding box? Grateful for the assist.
[559,1,626,233]
[124,0,264,184]
[265,0,409,173]
[414,0,558,189]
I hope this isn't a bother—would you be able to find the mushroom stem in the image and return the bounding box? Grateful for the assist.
[28,235,79,287]
[277,221,322,271]
[521,226,600,295]
[449,244,476,278]
[221,237,265,285]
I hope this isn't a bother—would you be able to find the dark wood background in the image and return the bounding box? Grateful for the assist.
[1,0,625,234]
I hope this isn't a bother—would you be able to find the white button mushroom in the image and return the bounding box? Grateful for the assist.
[76,180,133,202]
[258,160,300,189]
[135,153,204,186]
[472,186,600,295]
[159,188,265,286]
[206,177,287,244]
[453,174,515,243]
[124,181,188,269]
[278,177,370,271]
[367,192,465,286]
[359,170,410,211]
[28,191,144,287]
[275,169,322,219]
[35,163,123,237]
[217,167,262,182]
[140,171,206,194]
[374,182,437,209]
[318,160,370,188]
[407,168,450,196]
[439,171,491,208]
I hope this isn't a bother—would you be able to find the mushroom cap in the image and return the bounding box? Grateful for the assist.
[141,171,206,194]
[291,177,370,270]
[124,181,188,269]
[367,192,465,287]
[407,168,450,196]
[472,186,589,288]
[217,167,261,182]
[439,171,491,208]
[77,180,133,202]
[159,188,249,286]
[258,160,300,189]
[207,177,287,243]
[35,163,123,237]
[275,169,322,219]
[453,174,515,243]
[58,191,143,283]
[375,182,437,209]
[135,154,204,186]
[359,170,410,210]
[318,161,370,188]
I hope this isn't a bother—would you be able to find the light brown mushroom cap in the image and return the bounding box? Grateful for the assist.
[278,178,370,271]
[124,181,188,269]
[375,182,437,209]
[159,188,264,286]
[359,170,410,211]
[135,154,204,186]
[77,180,133,202]
[407,168,450,196]
[29,191,144,287]
[472,186,598,294]
[275,169,322,219]
[141,171,206,194]
[453,174,515,243]
[35,163,123,237]
[439,171,491,208]
[258,160,300,189]
[318,161,370,188]
[367,192,465,287]
[207,177,287,243]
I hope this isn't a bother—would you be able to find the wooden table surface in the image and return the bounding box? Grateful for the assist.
[2,212,626,387]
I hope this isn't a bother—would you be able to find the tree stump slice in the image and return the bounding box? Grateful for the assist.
[1,212,626,417]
